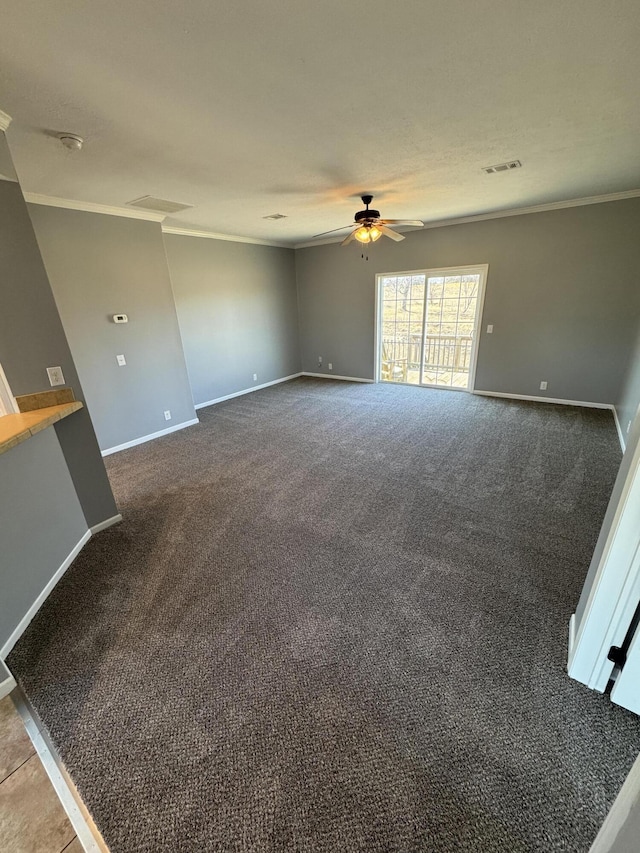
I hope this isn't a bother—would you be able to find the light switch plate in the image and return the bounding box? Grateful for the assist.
[46,366,65,386]
[486,324,493,334]
[116,354,126,366]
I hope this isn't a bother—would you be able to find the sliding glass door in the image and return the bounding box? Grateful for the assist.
[377,266,487,391]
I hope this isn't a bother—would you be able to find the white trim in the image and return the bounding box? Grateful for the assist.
[194,373,302,410]
[294,189,640,248]
[473,390,614,410]
[301,372,374,383]
[568,613,576,659]
[0,660,16,701]
[612,406,627,452]
[0,530,91,660]
[162,224,288,249]
[101,418,199,456]
[90,513,122,535]
[0,674,16,701]
[0,361,19,415]
[589,749,640,852]
[0,110,12,131]
[23,192,166,222]
[13,692,108,852]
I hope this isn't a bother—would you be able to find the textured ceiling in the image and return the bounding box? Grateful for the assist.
[1,1,639,245]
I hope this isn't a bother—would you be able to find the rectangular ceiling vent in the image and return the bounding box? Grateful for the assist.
[262,213,288,220]
[483,160,522,174]
[126,196,194,214]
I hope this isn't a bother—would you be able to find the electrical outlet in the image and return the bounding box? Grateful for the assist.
[253,373,258,382]
[318,356,323,365]
[540,381,548,391]
[486,324,493,334]
[164,410,171,421]
[116,354,126,366]
[46,366,65,386]
[328,363,333,370]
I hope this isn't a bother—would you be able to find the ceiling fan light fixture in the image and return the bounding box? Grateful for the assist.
[313,195,423,247]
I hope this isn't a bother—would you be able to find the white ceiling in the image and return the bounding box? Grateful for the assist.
[1,1,639,246]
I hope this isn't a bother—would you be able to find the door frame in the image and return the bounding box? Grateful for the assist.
[374,264,489,391]
[568,414,640,695]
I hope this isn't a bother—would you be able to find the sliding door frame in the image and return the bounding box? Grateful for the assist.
[374,264,489,392]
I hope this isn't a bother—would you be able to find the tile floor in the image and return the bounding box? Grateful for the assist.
[0,694,82,852]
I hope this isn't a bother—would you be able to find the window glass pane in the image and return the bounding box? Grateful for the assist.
[383,278,398,300]
[427,278,444,300]
[411,279,425,301]
[443,277,462,298]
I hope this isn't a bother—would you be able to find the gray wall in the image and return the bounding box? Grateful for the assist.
[28,206,197,452]
[164,234,300,406]
[575,314,640,628]
[616,324,640,446]
[0,151,117,527]
[0,129,117,653]
[0,429,87,651]
[296,199,640,403]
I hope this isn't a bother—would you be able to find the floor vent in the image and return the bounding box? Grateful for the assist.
[125,196,194,214]
[483,160,522,174]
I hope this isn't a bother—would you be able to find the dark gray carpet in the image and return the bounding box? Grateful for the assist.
[8,378,640,852]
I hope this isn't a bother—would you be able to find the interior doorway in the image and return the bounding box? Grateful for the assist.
[376,265,488,391]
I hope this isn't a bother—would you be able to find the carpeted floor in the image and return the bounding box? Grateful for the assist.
[8,378,640,852]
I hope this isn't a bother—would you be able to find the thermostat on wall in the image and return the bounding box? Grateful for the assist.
[113,314,128,323]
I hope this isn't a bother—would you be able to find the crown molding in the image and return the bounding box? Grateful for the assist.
[0,110,12,132]
[161,224,289,248]
[294,188,640,249]
[23,192,166,222]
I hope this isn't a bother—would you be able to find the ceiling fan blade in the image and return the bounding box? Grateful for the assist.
[379,219,424,227]
[341,230,358,246]
[380,225,405,242]
[311,225,355,238]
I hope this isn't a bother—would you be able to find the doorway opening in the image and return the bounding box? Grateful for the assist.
[376,265,488,391]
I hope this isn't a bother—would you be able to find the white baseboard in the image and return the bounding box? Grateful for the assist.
[0,674,16,701]
[13,691,108,852]
[568,613,576,664]
[612,406,626,453]
[90,513,122,535]
[101,417,199,456]
[473,389,614,410]
[0,529,92,660]
[0,659,16,701]
[195,373,302,410]
[302,372,374,383]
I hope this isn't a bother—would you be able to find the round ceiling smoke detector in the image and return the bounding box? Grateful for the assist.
[58,133,83,151]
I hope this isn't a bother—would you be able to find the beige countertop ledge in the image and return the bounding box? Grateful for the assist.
[0,401,83,456]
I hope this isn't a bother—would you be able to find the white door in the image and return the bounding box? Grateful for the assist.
[611,626,640,714]
[568,417,640,714]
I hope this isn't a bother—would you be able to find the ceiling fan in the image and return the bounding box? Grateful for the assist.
[313,195,424,245]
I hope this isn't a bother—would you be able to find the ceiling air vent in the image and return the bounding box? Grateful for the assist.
[262,213,288,220]
[125,196,194,214]
[483,160,522,174]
